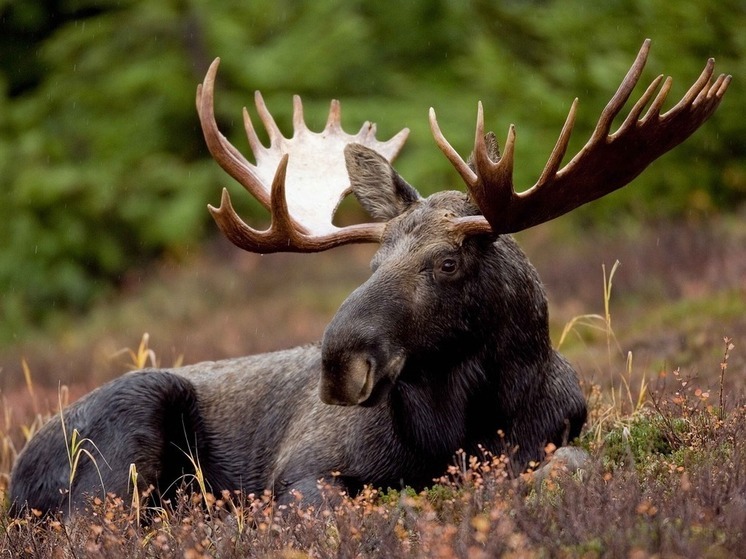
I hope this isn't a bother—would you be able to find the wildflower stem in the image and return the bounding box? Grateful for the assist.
[719,337,733,421]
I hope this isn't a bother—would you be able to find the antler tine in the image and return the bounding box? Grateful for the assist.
[376,127,411,160]
[591,39,651,143]
[638,76,671,126]
[254,91,284,145]
[208,188,262,250]
[429,107,477,188]
[267,154,296,239]
[714,72,731,98]
[326,99,342,132]
[472,101,500,178]
[614,75,665,136]
[675,57,715,110]
[242,106,269,162]
[357,121,376,141]
[292,95,309,136]
[197,58,271,209]
[440,39,730,235]
[535,98,578,187]
[471,103,517,220]
[696,75,718,106]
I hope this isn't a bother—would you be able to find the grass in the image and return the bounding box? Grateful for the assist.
[1,378,744,557]
[0,219,745,557]
[1,358,743,558]
[61,414,108,519]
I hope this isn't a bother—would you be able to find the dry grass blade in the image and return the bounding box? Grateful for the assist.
[59,388,110,517]
[719,337,734,421]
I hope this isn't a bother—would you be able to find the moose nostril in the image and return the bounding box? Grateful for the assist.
[355,357,376,403]
[319,352,376,406]
[354,355,375,397]
[348,355,373,390]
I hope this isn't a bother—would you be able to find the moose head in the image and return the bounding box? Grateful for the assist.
[197,39,730,409]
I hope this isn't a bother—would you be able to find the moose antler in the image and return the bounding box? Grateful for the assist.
[430,39,732,235]
[196,58,409,253]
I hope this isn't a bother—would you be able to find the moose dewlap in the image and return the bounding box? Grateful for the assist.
[9,40,730,516]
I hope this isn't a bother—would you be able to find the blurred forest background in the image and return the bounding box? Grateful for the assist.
[0,0,744,350]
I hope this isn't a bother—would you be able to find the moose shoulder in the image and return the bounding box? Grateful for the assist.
[9,40,730,516]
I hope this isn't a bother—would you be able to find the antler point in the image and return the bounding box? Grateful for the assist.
[207,188,233,215]
[475,102,485,138]
[719,74,733,96]
[326,99,342,130]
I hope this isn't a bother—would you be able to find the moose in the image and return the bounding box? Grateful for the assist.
[9,40,730,516]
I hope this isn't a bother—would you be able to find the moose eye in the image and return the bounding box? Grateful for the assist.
[439,258,458,274]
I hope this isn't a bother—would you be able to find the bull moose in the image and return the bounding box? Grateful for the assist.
[9,40,730,516]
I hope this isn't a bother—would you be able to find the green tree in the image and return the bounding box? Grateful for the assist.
[0,0,743,343]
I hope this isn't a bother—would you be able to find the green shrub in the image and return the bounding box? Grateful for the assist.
[2,0,744,342]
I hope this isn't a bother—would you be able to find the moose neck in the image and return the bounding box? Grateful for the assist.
[389,244,555,457]
[391,339,553,457]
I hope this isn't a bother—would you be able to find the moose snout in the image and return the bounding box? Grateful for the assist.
[320,276,409,406]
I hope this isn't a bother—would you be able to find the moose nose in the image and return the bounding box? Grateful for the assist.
[319,353,375,405]
[320,270,408,406]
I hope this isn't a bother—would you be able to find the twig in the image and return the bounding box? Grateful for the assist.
[648,385,684,448]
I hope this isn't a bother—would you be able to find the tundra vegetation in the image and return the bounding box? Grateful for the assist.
[0,277,744,557]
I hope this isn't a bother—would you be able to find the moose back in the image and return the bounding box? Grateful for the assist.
[9,40,729,515]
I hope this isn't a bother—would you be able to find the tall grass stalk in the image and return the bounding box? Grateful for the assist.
[557,261,622,358]
[559,260,649,440]
[59,389,108,518]
[719,337,734,421]
[114,333,158,371]
[128,463,141,525]
[601,260,620,372]
[21,359,37,417]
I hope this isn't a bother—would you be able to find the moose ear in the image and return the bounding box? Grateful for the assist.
[344,144,421,221]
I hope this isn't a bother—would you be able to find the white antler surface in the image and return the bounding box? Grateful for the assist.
[197,58,409,252]
[242,92,409,235]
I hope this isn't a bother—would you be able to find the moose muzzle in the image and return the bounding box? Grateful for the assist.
[319,279,408,407]
[319,352,375,405]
